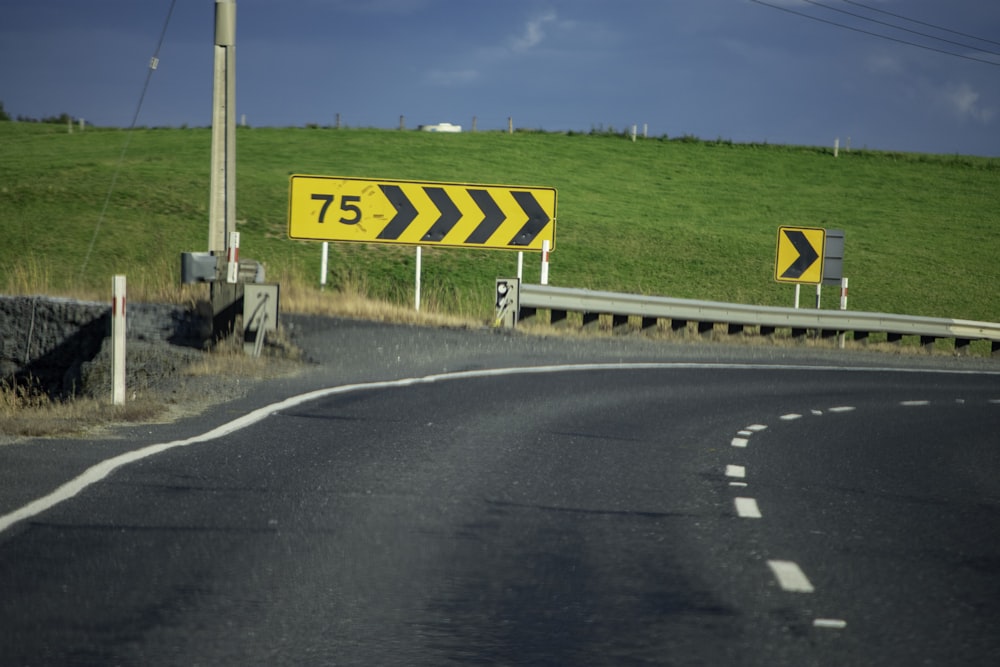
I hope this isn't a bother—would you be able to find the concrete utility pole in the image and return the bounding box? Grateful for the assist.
[184,0,272,348]
[209,0,236,254]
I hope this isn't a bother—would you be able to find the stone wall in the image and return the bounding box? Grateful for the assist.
[1,295,210,398]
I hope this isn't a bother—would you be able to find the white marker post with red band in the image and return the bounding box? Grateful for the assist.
[226,231,240,284]
[838,277,849,349]
[112,275,127,405]
[540,239,551,286]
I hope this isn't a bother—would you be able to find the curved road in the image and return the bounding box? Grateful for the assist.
[1,320,998,665]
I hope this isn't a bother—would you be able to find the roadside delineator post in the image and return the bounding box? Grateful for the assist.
[838,277,849,349]
[112,275,127,406]
[226,231,240,284]
[540,240,550,286]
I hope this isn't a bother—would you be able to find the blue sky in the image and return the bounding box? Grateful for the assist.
[2,0,998,155]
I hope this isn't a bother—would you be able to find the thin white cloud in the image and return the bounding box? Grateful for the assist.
[864,49,996,126]
[423,10,561,85]
[942,82,995,124]
[509,11,557,54]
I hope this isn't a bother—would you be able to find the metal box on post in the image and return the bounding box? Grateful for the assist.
[243,284,279,356]
[495,278,520,328]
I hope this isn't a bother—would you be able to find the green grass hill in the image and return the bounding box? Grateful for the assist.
[2,121,998,323]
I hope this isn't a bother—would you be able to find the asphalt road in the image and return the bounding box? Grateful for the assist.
[1,319,999,665]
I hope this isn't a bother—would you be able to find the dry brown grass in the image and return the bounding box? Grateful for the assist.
[275,273,481,329]
[0,377,165,440]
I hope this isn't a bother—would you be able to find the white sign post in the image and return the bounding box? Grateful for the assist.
[540,240,550,286]
[111,275,127,406]
[415,246,422,311]
[320,241,329,290]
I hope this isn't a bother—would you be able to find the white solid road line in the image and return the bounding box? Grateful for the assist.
[735,497,762,518]
[0,362,865,536]
[767,560,815,593]
[3,361,996,537]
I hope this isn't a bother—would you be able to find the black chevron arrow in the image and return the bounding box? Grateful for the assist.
[780,229,820,279]
[464,189,505,244]
[377,184,418,240]
[421,187,462,242]
[508,191,551,246]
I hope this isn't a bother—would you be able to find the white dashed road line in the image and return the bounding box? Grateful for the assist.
[735,497,762,519]
[767,560,815,593]
[732,398,992,628]
[725,465,746,479]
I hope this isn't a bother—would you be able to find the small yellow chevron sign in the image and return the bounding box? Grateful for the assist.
[288,175,557,251]
[774,226,825,284]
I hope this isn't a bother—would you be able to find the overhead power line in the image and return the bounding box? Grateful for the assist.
[841,0,1000,49]
[80,0,179,278]
[749,0,1000,67]
[800,0,1000,58]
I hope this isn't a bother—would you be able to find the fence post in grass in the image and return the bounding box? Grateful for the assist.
[834,137,840,158]
[631,125,637,142]
[112,275,127,406]
[540,240,550,286]
[508,117,513,135]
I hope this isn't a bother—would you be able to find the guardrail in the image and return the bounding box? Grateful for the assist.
[494,280,1000,357]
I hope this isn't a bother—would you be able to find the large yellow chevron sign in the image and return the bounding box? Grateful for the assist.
[288,175,557,250]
